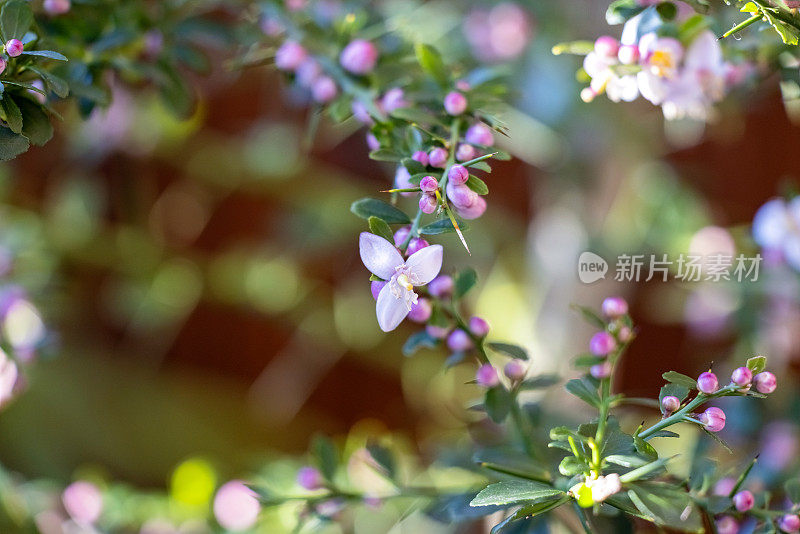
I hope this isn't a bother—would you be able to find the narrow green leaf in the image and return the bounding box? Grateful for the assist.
[414,43,448,86]
[367,216,394,242]
[21,49,68,61]
[419,217,468,235]
[571,304,606,329]
[484,386,512,423]
[487,342,528,360]
[466,175,489,195]
[454,268,477,298]
[27,66,69,98]
[368,148,401,162]
[351,198,411,224]
[311,435,338,480]
[469,480,563,507]
[402,330,437,357]
[662,371,697,389]
[0,93,22,134]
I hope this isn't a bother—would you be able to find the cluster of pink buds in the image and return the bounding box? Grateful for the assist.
[587,297,632,379]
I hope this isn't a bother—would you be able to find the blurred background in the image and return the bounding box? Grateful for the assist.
[0,0,799,531]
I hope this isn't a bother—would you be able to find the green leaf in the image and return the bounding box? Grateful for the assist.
[634,432,658,461]
[656,2,677,20]
[466,175,489,195]
[619,457,672,483]
[402,330,437,357]
[571,304,606,329]
[565,378,600,408]
[350,198,411,224]
[469,161,492,173]
[473,448,552,482]
[573,354,600,368]
[662,371,697,389]
[17,97,52,146]
[368,148,401,162]
[414,43,448,86]
[454,268,477,298]
[0,0,32,42]
[763,9,800,45]
[519,375,560,389]
[469,480,564,507]
[620,482,703,532]
[490,496,570,532]
[0,125,28,160]
[391,106,441,125]
[367,216,394,242]
[606,0,644,25]
[401,157,426,176]
[0,93,22,134]
[366,442,396,480]
[419,217,468,235]
[659,382,689,405]
[786,479,800,503]
[311,435,338,480]
[21,50,68,61]
[158,61,195,118]
[746,355,766,375]
[487,342,528,360]
[484,386,512,423]
[606,455,650,468]
[558,455,587,476]
[27,66,69,98]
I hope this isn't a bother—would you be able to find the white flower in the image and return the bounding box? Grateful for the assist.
[752,197,800,270]
[582,51,639,103]
[0,348,18,408]
[587,473,622,503]
[359,232,442,332]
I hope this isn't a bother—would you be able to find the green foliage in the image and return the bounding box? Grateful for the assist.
[368,216,394,242]
[486,342,528,360]
[454,267,477,298]
[351,198,412,224]
[469,480,564,507]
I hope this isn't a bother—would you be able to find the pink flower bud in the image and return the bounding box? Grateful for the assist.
[275,41,307,71]
[504,359,527,381]
[594,36,620,57]
[340,39,378,74]
[213,480,260,532]
[617,326,633,342]
[465,122,494,147]
[296,58,321,87]
[580,87,596,103]
[589,331,616,356]
[426,324,449,339]
[412,151,429,166]
[380,88,407,113]
[43,0,71,15]
[779,514,800,533]
[297,466,324,490]
[428,275,453,298]
[420,176,438,192]
[456,144,477,162]
[468,316,490,337]
[475,363,499,387]
[661,395,680,414]
[754,371,777,394]
[454,195,486,220]
[62,481,103,525]
[617,44,640,65]
[0,57,6,76]
[406,237,429,256]
[730,367,752,387]
[5,39,22,58]
[601,296,628,318]
[370,280,386,300]
[366,133,380,151]
[408,298,432,322]
[699,406,726,432]
[443,91,467,115]
[286,0,307,11]
[351,101,373,125]
[419,193,437,214]
[393,226,410,247]
[447,183,477,209]
[455,79,471,91]
[715,516,739,534]
[448,164,469,185]
[590,361,612,379]
[732,490,754,512]
[713,477,736,496]
[447,328,473,352]
[311,76,337,103]
[428,147,448,168]
[697,371,719,394]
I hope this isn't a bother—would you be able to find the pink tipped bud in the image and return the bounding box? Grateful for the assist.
[296,466,324,490]
[408,298,432,322]
[601,297,628,318]
[419,176,438,193]
[754,371,777,394]
[44,0,71,15]
[5,39,22,58]
[617,326,633,342]
[697,371,719,394]
[713,477,736,496]
[594,36,620,57]
[732,490,754,512]
[393,226,410,248]
[406,237,429,256]
[661,395,680,414]
[339,39,378,75]
[504,359,527,381]
[455,79,471,91]
[426,324,449,339]
[296,58,321,87]
[380,88,407,113]
[465,122,494,147]
[428,147,448,168]
[699,406,726,432]
[418,193,437,214]
[589,331,616,356]
[428,275,453,298]
[443,91,468,115]
[779,514,800,533]
[590,361,612,379]
[447,328,473,352]
[456,144,477,162]
[275,40,307,71]
[475,363,499,387]
[311,76,337,103]
[468,316,490,337]
[730,367,752,387]
[366,133,380,151]
[617,44,640,65]
[447,183,477,209]
[448,164,469,184]
[412,150,429,166]
[715,516,739,534]
[580,87,596,103]
[370,281,386,300]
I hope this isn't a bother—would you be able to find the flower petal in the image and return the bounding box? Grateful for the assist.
[359,232,403,280]
[406,244,443,285]
[376,282,410,332]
